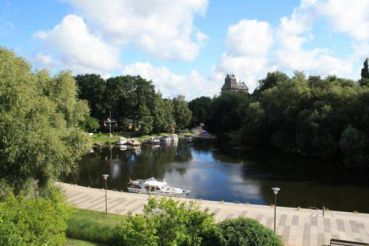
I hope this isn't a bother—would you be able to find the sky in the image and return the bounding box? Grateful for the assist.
[1,0,369,100]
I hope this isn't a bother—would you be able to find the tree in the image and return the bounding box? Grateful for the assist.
[188,96,212,127]
[207,92,249,133]
[172,96,192,130]
[360,58,369,86]
[75,74,108,120]
[0,188,70,246]
[0,48,91,190]
[152,95,175,133]
[339,125,368,169]
[81,117,100,133]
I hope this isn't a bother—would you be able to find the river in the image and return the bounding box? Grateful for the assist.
[63,140,369,213]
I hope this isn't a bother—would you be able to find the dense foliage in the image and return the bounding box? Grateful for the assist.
[0,187,70,246]
[113,197,218,246]
[0,48,91,190]
[75,74,192,133]
[190,61,369,170]
[216,218,282,246]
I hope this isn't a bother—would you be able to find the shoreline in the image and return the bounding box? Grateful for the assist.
[57,182,369,218]
[57,182,369,246]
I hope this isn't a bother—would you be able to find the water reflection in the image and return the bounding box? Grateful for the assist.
[63,140,369,212]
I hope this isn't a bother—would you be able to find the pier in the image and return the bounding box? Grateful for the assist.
[58,182,369,246]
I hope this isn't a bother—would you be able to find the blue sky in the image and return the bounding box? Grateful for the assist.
[1,0,369,99]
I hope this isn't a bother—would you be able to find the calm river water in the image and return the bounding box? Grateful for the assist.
[64,140,369,213]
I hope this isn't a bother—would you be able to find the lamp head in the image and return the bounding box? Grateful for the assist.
[272,187,280,195]
[102,174,109,180]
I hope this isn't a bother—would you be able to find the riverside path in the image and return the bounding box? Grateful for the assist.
[57,182,369,246]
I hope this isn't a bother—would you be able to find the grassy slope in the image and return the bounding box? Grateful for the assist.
[67,209,124,244]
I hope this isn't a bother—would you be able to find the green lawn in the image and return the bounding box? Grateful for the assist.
[67,208,125,244]
[65,238,103,246]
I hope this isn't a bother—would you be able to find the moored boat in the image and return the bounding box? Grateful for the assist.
[127,177,190,195]
[147,137,160,145]
[127,138,141,146]
[116,137,127,145]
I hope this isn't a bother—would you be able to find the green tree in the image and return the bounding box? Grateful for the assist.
[360,58,369,86]
[81,117,100,133]
[0,48,91,189]
[339,125,368,169]
[0,188,70,246]
[152,95,174,133]
[75,74,108,120]
[188,96,212,127]
[172,96,192,130]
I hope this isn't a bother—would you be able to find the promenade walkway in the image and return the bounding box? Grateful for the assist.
[58,182,369,246]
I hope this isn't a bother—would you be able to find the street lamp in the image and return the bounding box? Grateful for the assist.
[102,174,109,214]
[272,187,280,234]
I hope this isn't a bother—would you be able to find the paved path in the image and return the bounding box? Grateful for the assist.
[58,182,369,246]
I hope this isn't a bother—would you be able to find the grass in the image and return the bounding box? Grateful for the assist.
[64,238,103,246]
[66,208,125,244]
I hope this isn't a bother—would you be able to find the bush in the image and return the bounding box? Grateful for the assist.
[217,218,283,246]
[0,188,70,246]
[113,197,217,246]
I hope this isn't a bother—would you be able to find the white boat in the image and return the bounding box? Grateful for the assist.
[127,138,141,146]
[148,137,160,145]
[127,177,190,195]
[116,137,127,145]
[161,136,172,144]
[119,145,127,151]
[170,134,179,142]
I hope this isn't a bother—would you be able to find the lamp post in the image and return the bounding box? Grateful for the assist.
[102,174,109,214]
[272,187,280,234]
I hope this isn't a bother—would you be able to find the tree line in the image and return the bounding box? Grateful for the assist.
[189,60,369,171]
[75,74,192,134]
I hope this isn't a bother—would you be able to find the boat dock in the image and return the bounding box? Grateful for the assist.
[58,182,369,246]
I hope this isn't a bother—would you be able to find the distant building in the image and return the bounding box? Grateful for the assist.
[221,74,248,93]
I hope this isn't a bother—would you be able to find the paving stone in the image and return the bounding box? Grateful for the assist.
[57,182,369,246]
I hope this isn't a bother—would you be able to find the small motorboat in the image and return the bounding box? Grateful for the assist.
[119,145,128,151]
[161,136,172,144]
[127,177,190,195]
[116,137,127,145]
[170,134,179,142]
[147,137,161,145]
[127,138,141,146]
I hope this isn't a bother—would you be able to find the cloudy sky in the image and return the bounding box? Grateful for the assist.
[1,0,369,99]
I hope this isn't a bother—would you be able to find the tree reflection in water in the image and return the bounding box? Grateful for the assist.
[62,140,369,213]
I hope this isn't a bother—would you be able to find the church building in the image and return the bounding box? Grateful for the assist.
[221,74,248,93]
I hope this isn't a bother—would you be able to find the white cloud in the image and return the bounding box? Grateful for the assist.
[274,0,355,78]
[214,19,273,91]
[34,14,120,74]
[67,0,208,61]
[317,0,369,41]
[123,62,217,100]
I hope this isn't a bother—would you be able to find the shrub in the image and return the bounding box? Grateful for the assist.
[217,218,283,246]
[113,197,217,246]
[0,188,70,246]
[112,214,158,246]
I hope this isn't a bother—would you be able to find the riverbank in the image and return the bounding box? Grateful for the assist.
[57,182,369,246]
[91,131,196,145]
